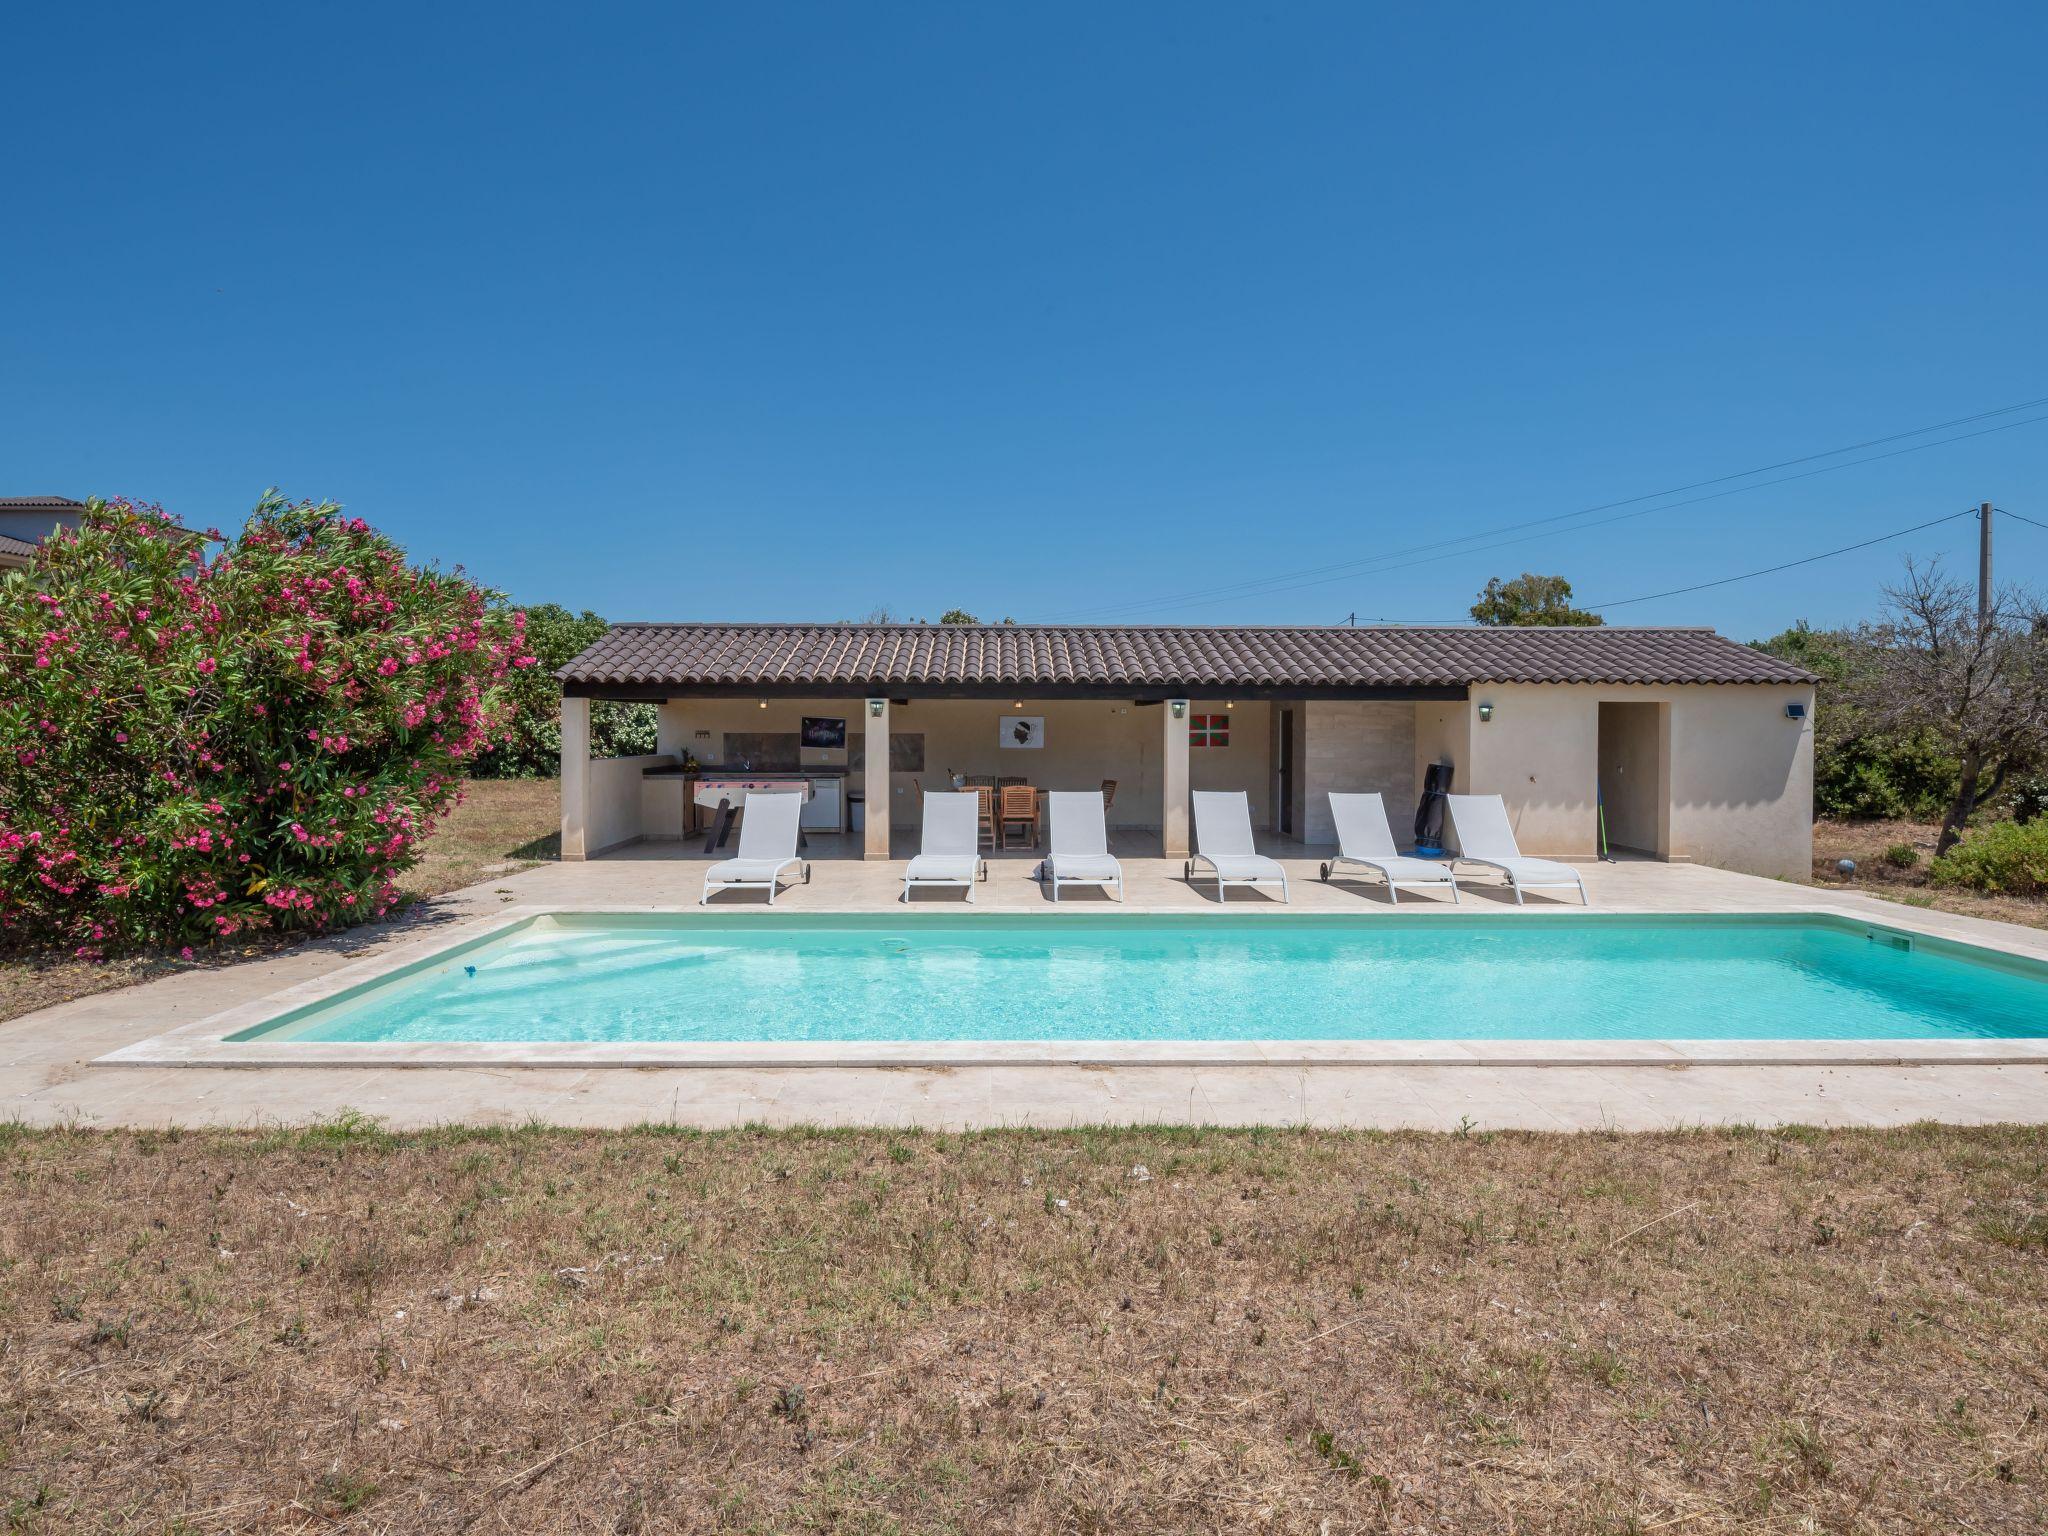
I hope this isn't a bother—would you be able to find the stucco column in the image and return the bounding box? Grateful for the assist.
[1161,699,1190,858]
[559,694,590,862]
[864,698,891,860]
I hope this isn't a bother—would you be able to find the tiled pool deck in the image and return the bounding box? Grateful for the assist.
[8,838,2048,1131]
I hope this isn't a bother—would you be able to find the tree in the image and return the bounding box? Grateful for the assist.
[470,604,656,778]
[1857,562,2048,855]
[1753,622,1958,820]
[0,495,534,953]
[838,608,1015,625]
[1470,573,1603,627]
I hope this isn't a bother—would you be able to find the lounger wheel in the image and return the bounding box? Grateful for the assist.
[1183,861,1192,881]
[1319,862,1330,881]
[801,863,812,884]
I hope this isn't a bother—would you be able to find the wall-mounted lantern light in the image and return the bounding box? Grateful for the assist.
[867,698,886,718]
[1169,699,1188,719]
[758,699,769,710]
[1477,702,1494,723]
[1225,700,1236,710]
[1012,700,1024,709]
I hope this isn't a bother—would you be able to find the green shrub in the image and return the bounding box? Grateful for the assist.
[1813,737,1958,821]
[1881,843,1920,870]
[468,603,656,778]
[0,495,534,953]
[1928,820,2048,896]
[1820,761,1908,821]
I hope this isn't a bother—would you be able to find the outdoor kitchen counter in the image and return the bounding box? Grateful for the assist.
[639,767,849,837]
[638,766,850,778]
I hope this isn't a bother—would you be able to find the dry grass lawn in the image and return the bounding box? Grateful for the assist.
[0,779,560,1025]
[0,1120,2043,1533]
[1812,817,2048,933]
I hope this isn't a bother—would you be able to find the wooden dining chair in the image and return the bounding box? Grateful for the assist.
[1100,779,1118,811]
[999,783,1040,849]
[970,784,997,850]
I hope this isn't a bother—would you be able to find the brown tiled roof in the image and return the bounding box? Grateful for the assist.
[0,533,40,561]
[0,497,86,511]
[560,623,1815,692]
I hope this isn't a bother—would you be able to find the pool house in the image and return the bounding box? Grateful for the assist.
[556,623,1817,880]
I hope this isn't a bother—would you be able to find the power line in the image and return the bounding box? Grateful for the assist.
[1047,396,2048,622]
[1086,409,2048,619]
[1583,507,1978,612]
[1374,500,2014,621]
[1112,411,2048,621]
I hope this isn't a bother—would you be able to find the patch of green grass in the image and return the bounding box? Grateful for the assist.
[1975,1207,2048,1251]
[310,1470,378,1515]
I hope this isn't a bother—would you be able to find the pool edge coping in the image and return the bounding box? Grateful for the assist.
[93,902,2048,1070]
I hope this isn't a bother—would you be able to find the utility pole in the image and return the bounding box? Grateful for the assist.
[1978,502,1994,629]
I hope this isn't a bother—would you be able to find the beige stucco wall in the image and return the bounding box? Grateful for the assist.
[1419,683,1813,879]
[586,754,673,857]
[1187,702,1273,825]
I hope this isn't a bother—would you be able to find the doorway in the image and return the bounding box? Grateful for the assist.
[1595,702,1671,858]
[1277,708,1296,836]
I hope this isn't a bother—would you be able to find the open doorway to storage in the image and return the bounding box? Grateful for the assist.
[1596,702,1671,858]
[1276,707,1296,836]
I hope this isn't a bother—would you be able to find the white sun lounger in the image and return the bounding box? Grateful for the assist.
[1322,792,1459,904]
[1187,790,1289,902]
[903,791,986,902]
[699,790,809,904]
[1043,791,1123,901]
[1444,794,1589,905]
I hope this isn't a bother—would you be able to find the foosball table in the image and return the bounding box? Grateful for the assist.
[691,779,813,851]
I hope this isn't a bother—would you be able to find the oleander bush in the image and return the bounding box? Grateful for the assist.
[1927,817,2048,896]
[0,494,535,955]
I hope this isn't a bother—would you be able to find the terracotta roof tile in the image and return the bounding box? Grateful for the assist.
[560,623,1815,692]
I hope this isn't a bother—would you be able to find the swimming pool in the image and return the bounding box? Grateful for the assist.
[226,912,2048,1046]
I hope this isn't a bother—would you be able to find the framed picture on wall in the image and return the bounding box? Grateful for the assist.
[801,716,847,750]
[1191,713,1230,747]
[999,715,1045,749]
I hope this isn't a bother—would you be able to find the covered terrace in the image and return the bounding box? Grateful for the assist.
[556,622,1816,879]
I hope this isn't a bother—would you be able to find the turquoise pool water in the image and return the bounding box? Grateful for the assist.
[240,913,2048,1044]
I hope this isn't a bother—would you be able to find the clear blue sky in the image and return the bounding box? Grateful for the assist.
[7,3,2045,639]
